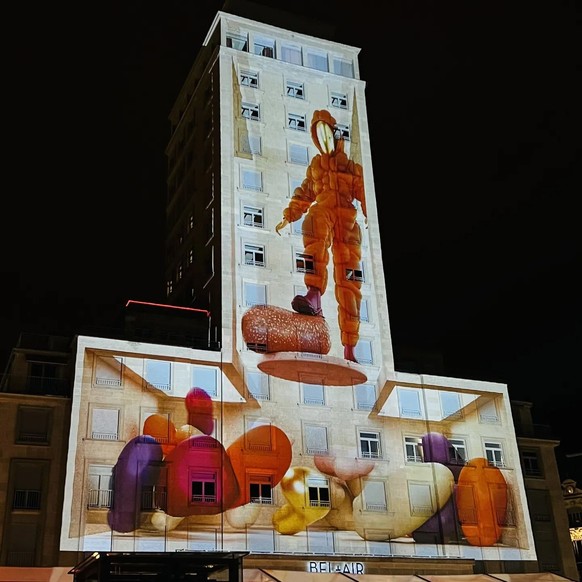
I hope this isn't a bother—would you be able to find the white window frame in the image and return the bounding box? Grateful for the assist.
[286,80,305,99]
[288,112,306,131]
[398,387,423,419]
[330,91,348,109]
[408,482,434,517]
[145,359,172,392]
[226,32,248,52]
[440,391,464,420]
[307,477,330,507]
[332,56,354,78]
[241,102,260,121]
[253,36,275,58]
[247,370,270,401]
[302,382,325,406]
[359,430,382,459]
[288,143,309,166]
[305,49,328,72]
[334,123,350,141]
[295,251,315,273]
[241,167,263,191]
[280,43,302,65]
[244,243,265,267]
[485,441,506,468]
[90,407,119,441]
[363,480,387,512]
[354,383,376,411]
[448,438,467,464]
[243,281,267,306]
[354,339,373,365]
[87,464,114,509]
[243,204,264,228]
[346,264,365,281]
[249,476,273,505]
[405,436,424,463]
[304,424,329,455]
[240,70,259,88]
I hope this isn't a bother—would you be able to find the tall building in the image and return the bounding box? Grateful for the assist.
[0,3,579,581]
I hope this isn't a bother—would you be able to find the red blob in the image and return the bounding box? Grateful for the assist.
[185,387,214,435]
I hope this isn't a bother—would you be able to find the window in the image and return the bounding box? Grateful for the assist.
[288,113,306,131]
[398,388,423,418]
[192,366,217,397]
[240,70,259,88]
[302,382,325,406]
[191,473,217,504]
[240,134,262,155]
[291,214,305,235]
[295,251,315,273]
[354,339,373,364]
[408,482,433,517]
[243,204,264,228]
[359,298,369,322]
[448,438,467,464]
[27,361,62,394]
[87,465,113,508]
[332,57,354,78]
[354,383,376,411]
[241,168,263,191]
[286,80,304,99]
[244,243,265,267]
[145,359,171,392]
[334,123,350,141]
[241,102,260,121]
[244,282,267,306]
[16,406,51,444]
[247,371,270,401]
[281,43,302,65]
[91,407,119,440]
[522,450,542,477]
[405,436,424,463]
[330,91,348,109]
[245,418,272,450]
[304,424,328,455]
[485,442,505,468]
[94,355,123,387]
[440,391,463,420]
[188,248,194,265]
[141,464,167,511]
[226,32,248,51]
[363,480,387,512]
[253,36,275,58]
[478,398,500,423]
[359,430,382,459]
[308,477,330,507]
[305,49,328,72]
[250,476,273,504]
[346,265,364,281]
[289,143,309,165]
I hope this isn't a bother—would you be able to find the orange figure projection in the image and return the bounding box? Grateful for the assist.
[276,109,367,363]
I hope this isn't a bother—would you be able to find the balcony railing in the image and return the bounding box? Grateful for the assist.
[87,489,113,509]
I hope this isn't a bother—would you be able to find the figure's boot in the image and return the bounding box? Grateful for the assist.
[344,345,358,363]
[292,286,323,316]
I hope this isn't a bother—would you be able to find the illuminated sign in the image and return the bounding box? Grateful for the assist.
[308,561,364,574]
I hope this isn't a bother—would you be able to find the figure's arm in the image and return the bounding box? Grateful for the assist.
[276,161,317,235]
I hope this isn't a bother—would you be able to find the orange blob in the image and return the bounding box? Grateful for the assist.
[143,414,177,456]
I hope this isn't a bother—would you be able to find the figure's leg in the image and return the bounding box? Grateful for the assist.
[332,208,362,362]
[292,207,332,316]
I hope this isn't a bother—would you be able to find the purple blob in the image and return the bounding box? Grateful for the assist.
[413,493,462,544]
[107,435,164,533]
[422,432,464,481]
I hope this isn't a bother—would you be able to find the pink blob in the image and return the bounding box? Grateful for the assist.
[185,387,214,435]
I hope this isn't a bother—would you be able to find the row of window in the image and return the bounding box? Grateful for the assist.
[226,30,355,78]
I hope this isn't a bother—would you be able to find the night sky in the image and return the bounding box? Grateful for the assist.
[2,1,579,480]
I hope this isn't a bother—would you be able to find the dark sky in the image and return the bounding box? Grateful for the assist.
[2,1,580,479]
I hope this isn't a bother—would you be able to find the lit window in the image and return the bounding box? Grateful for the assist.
[440,391,463,420]
[359,430,382,459]
[241,102,260,121]
[334,123,350,141]
[305,50,328,72]
[330,91,348,109]
[91,408,119,441]
[485,442,505,468]
[191,473,216,504]
[226,33,248,51]
[240,70,259,88]
[141,463,167,511]
[308,477,330,507]
[304,424,328,455]
[191,366,218,397]
[295,252,315,273]
[398,388,423,418]
[363,480,387,512]
[244,282,267,306]
[354,383,376,411]
[448,438,467,464]
[346,266,364,281]
[333,57,354,78]
[405,436,424,462]
[286,80,304,99]
[244,244,265,267]
[247,370,270,401]
[241,168,263,191]
[289,143,309,165]
[281,43,302,65]
[288,113,306,131]
[302,383,325,406]
[243,204,264,228]
[145,360,171,392]
[254,36,275,58]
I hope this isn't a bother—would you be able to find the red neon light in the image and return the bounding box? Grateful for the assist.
[125,300,210,317]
